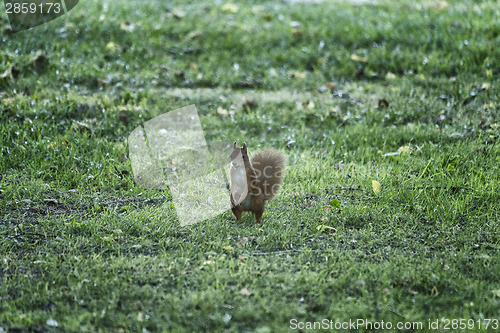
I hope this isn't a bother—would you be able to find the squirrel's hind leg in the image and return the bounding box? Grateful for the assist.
[254,211,263,225]
[252,197,265,225]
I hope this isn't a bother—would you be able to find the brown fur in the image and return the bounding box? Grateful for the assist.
[230,142,286,224]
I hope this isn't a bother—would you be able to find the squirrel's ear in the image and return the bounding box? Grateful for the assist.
[242,142,247,152]
[233,141,237,149]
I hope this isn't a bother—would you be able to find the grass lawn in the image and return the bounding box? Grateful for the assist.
[1,0,499,331]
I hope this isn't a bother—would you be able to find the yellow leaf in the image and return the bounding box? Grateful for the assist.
[240,287,252,295]
[317,225,336,233]
[432,1,448,10]
[106,42,119,53]
[217,107,228,115]
[372,180,381,195]
[385,72,396,80]
[289,71,307,79]
[222,3,238,13]
[350,54,368,63]
[397,145,412,154]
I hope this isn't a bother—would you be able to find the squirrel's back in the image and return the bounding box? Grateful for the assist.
[250,148,286,201]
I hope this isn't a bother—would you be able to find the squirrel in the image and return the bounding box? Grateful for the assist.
[230,142,286,224]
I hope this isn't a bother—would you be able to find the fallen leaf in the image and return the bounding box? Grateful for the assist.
[73,121,92,135]
[372,180,381,195]
[222,3,238,13]
[97,78,108,87]
[326,82,337,90]
[240,287,252,295]
[383,145,414,156]
[351,54,368,63]
[289,71,307,79]
[236,236,250,248]
[217,107,228,115]
[174,70,185,78]
[431,1,448,10]
[316,225,336,233]
[106,42,118,52]
[397,145,412,154]
[120,21,135,32]
[43,199,59,205]
[385,72,396,80]
[187,31,202,40]
[305,100,315,109]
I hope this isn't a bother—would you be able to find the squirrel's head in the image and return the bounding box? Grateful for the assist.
[230,142,248,168]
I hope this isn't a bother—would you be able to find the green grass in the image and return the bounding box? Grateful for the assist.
[1,0,499,331]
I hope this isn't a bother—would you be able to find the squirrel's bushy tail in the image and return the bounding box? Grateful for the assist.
[251,148,286,201]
